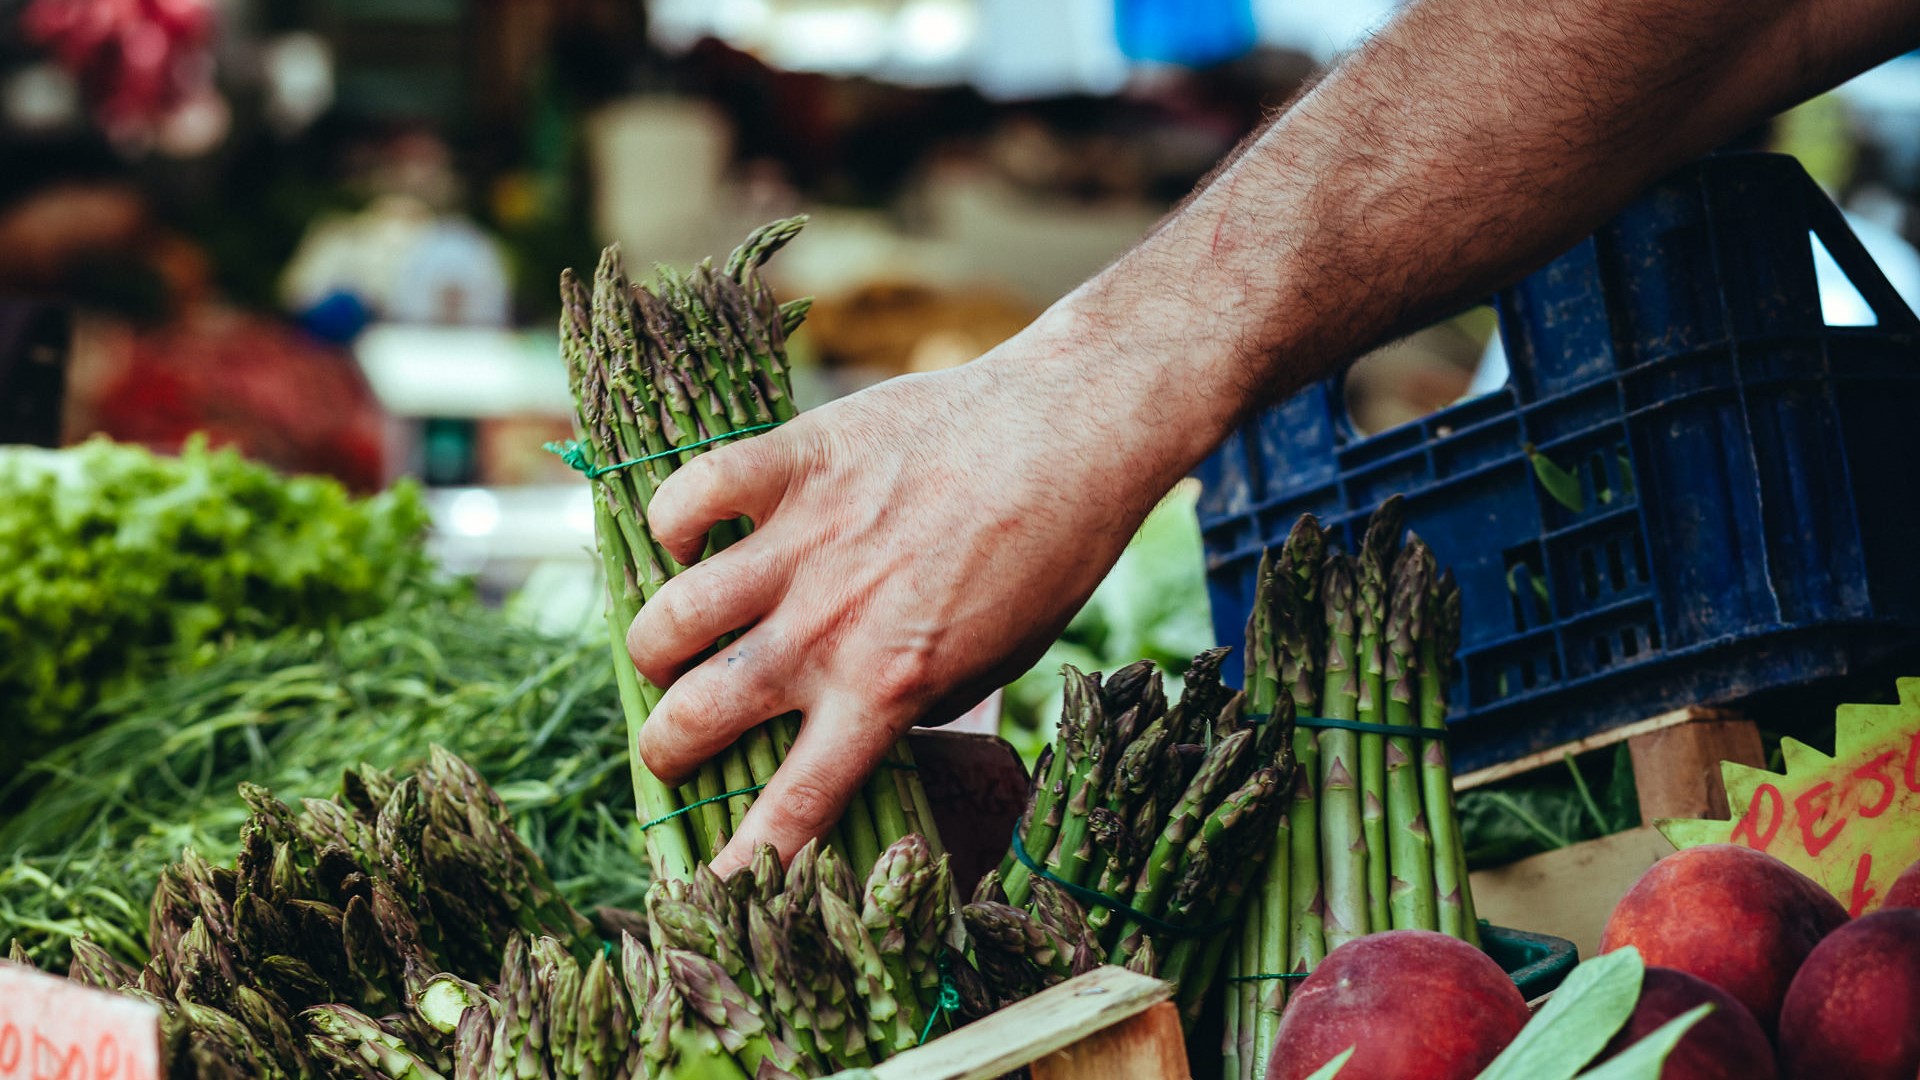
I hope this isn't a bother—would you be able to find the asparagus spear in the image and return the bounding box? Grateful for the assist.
[1002,679,1082,907]
[1251,805,1292,1079]
[1430,571,1479,944]
[1356,497,1404,935]
[1317,554,1368,949]
[1386,546,1437,931]
[1229,551,1279,1080]
[1253,517,1324,1079]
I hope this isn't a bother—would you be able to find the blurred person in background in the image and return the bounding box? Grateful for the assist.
[622,0,1920,872]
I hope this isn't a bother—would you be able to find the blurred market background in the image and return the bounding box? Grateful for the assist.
[4,0,1920,749]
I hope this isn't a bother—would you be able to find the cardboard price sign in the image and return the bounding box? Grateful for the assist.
[0,961,160,1080]
[1659,677,1920,916]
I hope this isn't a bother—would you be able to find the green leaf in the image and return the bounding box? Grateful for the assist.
[1475,948,1645,1080]
[1504,562,1552,621]
[1526,443,1586,513]
[1303,1046,1355,1080]
[1574,1004,1713,1080]
[1483,791,1573,850]
[1565,752,1609,836]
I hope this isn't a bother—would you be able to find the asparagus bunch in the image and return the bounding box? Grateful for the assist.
[27,804,955,1078]
[978,655,1295,1026]
[558,220,940,882]
[23,749,593,1080]
[438,834,957,1079]
[1225,503,1481,1080]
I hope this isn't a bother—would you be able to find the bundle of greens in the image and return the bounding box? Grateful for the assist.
[0,597,643,970]
[557,220,939,882]
[1223,502,1478,1080]
[431,835,956,1080]
[974,655,1296,1023]
[15,750,597,1080]
[0,436,439,762]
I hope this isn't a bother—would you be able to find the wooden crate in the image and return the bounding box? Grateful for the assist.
[863,965,1188,1080]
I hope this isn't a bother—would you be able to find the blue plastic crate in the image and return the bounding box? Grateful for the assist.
[1195,153,1920,773]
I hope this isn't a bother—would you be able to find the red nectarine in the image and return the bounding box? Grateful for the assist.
[1778,908,1920,1080]
[1599,844,1847,1035]
[1267,930,1529,1080]
[1883,856,1920,911]
[1592,966,1775,1080]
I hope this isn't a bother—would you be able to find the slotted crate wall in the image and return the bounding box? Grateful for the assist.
[1196,153,1920,772]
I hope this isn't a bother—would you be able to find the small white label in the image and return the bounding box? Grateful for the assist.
[0,961,160,1080]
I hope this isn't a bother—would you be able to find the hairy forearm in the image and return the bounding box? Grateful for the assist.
[1003,0,1920,503]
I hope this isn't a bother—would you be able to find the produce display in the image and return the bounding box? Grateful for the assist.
[554,219,941,884]
[9,214,1918,1080]
[10,749,596,1078]
[0,597,642,971]
[10,744,958,1080]
[0,436,437,764]
[972,652,1292,1015]
[1236,932,1717,1080]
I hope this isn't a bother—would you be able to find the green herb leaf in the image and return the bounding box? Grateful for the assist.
[1303,1046,1355,1080]
[1525,443,1586,513]
[1475,947,1645,1080]
[1574,1004,1713,1080]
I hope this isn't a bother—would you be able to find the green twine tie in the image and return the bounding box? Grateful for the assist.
[1247,713,1448,740]
[640,784,765,831]
[919,952,962,1046]
[544,421,785,480]
[1008,828,1236,939]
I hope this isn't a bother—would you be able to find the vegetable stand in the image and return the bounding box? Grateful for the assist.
[9,159,1920,1080]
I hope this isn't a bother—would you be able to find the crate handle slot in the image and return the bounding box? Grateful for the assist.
[1802,188,1920,331]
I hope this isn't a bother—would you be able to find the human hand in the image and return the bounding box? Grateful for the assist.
[626,307,1206,873]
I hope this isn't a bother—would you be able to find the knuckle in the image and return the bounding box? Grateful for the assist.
[868,642,937,709]
[663,675,731,745]
[768,768,842,836]
[641,678,726,773]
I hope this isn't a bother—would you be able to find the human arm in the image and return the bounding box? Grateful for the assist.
[629,0,1920,873]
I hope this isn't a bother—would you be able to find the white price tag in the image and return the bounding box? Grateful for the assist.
[0,961,160,1080]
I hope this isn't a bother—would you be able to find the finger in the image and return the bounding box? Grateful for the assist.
[636,623,794,787]
[648,433,796,566]
[627,536,787,687]
[711,691,898,875]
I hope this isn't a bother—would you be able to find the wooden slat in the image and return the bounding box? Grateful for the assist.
[1031,1000,1190,1080]
[1626,717,1765,820]
[1452,706,1737,791]
[867,966,1173,1080]
[1467,824,1676,957]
